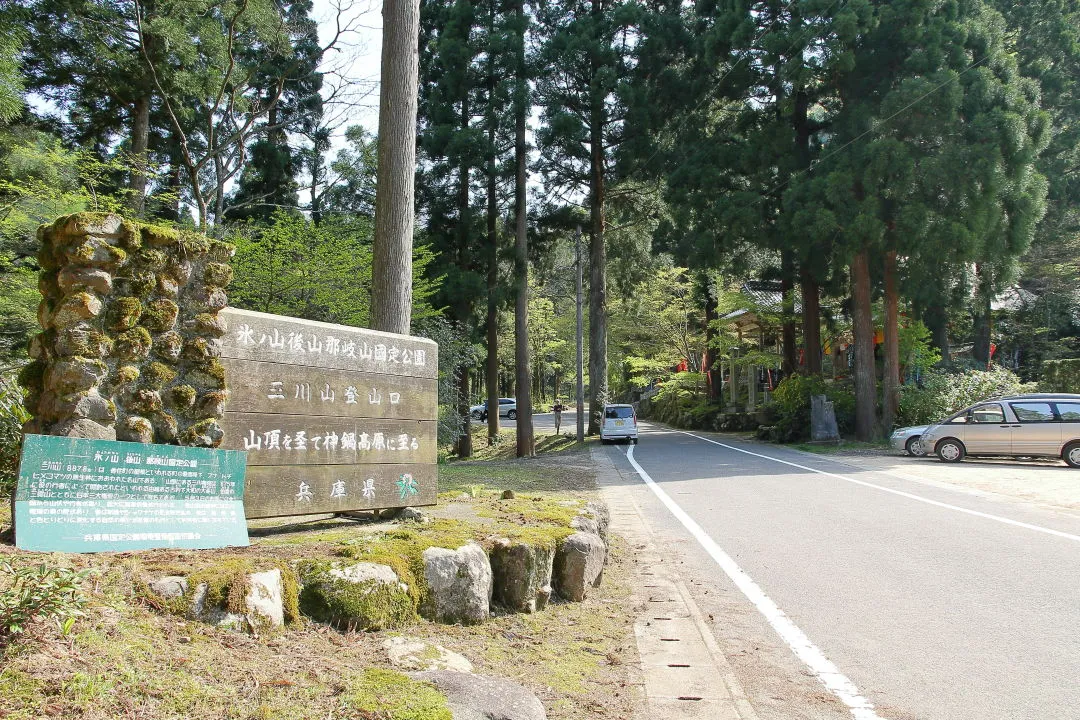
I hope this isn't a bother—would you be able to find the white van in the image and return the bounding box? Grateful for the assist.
[600,404,638,444]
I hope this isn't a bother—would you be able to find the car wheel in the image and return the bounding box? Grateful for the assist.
[471,411,482,420]
[479,412,488,421]
[1062,441,1080,468]
[632,438,639,445]
[905,435,924,457]
[936,438,966,463]
[506,410,517,420]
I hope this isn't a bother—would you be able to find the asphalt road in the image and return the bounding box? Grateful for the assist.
[601,423,1080,720]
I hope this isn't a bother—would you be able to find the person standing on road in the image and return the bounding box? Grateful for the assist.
[553,398,564,435]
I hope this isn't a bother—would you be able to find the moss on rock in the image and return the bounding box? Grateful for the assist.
[141,224,182,247]
[112,365,140,386]
[106,296,143,331]
[114,326,152,361]
[141,361,178,390]
[194,313,228,337]
[208,240,236,262]
[298,562,415,631]
[17,360,46,393]
[119,220,142,249]
[134,248,168,271]
[167,384,197,410]
[152,330,183,361]
[203,262,234,287]
[115,270,156,298]
[139,298,179,332]
[127,389,163,415]
[179,418,223,447]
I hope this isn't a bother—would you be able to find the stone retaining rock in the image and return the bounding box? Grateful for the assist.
[299,561,413,631]
[489,539,554,614]
[421,543,492,625]
[190,568,285,632]
[384,637,474,673]
[553,532,605,602]
[410,671,547,720]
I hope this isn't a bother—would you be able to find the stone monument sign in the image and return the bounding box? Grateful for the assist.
[218,308,438,518]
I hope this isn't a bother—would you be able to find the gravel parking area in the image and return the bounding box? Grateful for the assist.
[813,449,1080,515]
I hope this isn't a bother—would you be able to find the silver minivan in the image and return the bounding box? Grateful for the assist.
[920,394,1080,467]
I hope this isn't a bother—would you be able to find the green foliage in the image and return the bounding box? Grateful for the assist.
[1040,359,1080,393]
[642,372,707,427]
[0,561,91,646]
[229,211,438,328]
[0,374,28,497]
[768,375,856,442]
[0,15,23,124]
[899,319,942,378]
[896,367,1038,427]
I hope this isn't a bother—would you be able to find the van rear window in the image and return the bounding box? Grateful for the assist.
[1056,403,1080,421]
[1010,403,1055,422]
[605,407,634,419]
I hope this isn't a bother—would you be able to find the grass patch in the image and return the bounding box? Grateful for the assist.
[789,439,891,455]
[344,668,452,720]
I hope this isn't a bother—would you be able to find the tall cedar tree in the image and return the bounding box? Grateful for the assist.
[227,0,325,224]
[803,0,1048,437]
[535,0,632,434]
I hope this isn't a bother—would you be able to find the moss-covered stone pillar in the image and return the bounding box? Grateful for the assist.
[21,212,234,446]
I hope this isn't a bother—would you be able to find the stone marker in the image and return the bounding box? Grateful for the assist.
[810,394,840,443]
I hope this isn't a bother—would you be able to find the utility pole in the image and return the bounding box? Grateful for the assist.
[575,226,585,443]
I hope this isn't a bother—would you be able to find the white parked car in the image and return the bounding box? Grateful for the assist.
[600,404,638,444]
[470,398,518,421]
[890,425,929,456]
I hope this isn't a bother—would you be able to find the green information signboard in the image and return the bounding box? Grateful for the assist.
[14,434,249,553]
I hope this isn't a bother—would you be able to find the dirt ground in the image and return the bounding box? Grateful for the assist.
[0,444,642,720]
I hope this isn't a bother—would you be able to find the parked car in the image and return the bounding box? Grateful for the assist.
[600,403,638,444]
[469,398,518,421]
[890,425,930,456]
[918,393,1080,467]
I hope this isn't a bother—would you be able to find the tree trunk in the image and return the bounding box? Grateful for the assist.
[800,268,822,375]
[127,94,151,215]
[455,366,472,458]
[704,283,721,402]
[972,265,993,367]
[485,172,500,443]
[972,298,992,368]
[586,0,608,435]
[371,0,421,335]
[882,249,900,431]
[924,303,951,365]
[852,250,877,441]
[513,0,533,457]
[780,250,797,375]
[485,16,500,444]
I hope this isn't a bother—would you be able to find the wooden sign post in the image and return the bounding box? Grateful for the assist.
[217,308,438,518]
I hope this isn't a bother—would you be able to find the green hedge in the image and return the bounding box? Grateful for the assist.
[1040,359,1080,393]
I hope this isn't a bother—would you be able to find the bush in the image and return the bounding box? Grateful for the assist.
[896,366,1037,427]
[767,374,855,442]
[1,561,91,647]
[0,374,29,497]
[1040,359,1080,393]
[640,373,709,427]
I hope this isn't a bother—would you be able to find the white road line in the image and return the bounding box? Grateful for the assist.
[671,429,1080,545]
[624,445,884,720]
